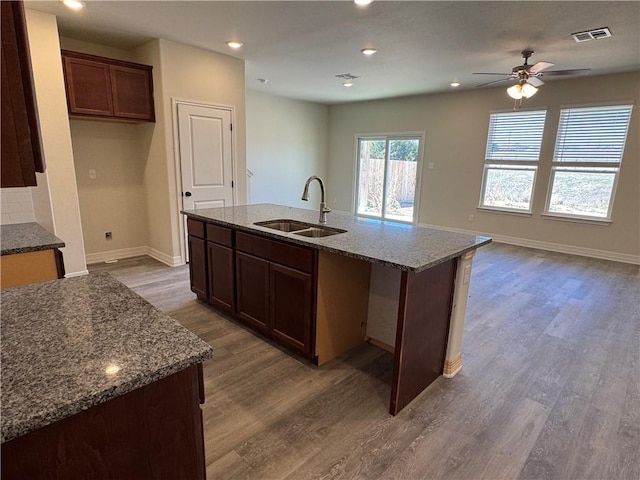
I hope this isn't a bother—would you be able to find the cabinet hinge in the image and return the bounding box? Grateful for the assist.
[231,180,234,188]
[230,123,233,131]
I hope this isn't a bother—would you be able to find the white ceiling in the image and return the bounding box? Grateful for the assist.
[26,1,640,104]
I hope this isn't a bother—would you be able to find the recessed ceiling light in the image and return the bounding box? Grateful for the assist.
[450,82,461,87]
[257,78,269,84]
[62,0,85,10]
[361,48,377,56]
[226,41,244,49]
[343,81,354,88]
[354,0,373,5]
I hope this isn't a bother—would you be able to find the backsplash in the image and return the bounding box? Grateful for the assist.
[0,188,35,225]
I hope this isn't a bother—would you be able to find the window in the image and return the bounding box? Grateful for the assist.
[355,135,423,223]
[546,104,633,220]
[479,110,547,212]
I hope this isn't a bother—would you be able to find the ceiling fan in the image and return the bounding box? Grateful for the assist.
[474,49,591,99]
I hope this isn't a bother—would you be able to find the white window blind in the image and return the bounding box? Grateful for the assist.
[485,110,547,162]
[553,105,633,163]
[479,110,546,212]
[546,104,633,220]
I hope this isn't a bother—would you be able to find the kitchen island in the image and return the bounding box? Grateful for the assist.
[183,204,490,414]
[0,222,65,288]
[1,273,213,479]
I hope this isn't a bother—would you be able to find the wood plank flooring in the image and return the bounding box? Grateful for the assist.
[88,243,640,479]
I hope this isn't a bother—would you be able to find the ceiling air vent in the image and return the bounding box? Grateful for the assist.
[572,27,612,42]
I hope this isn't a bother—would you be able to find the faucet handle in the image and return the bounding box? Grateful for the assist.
[322,206,332,213]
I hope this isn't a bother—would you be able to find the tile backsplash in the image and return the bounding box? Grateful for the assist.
[1,188,36,225]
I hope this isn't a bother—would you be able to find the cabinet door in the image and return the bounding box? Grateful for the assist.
[188,235,207,299]
[110,64,155,121]
[207,242,234,313]
[63,55,113,117]
[1,0,44,188]
[235,252,269,334]
[270,263,313,355]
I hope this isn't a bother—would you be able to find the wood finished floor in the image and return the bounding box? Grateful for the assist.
[89,243,640,480]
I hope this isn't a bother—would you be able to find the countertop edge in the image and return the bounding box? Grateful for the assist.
[182,210,492,272]
[1,242,65,256]
[1,350,213,444]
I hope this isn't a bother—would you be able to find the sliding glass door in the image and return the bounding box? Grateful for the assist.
[356,135,423,223]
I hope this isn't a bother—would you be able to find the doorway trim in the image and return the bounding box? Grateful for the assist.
[172,98,238,264]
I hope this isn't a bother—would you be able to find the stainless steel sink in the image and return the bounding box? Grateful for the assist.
[254,219,346,238]
[254,219,311,232]
[294,226,346,238]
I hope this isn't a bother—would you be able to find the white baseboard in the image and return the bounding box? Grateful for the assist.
[64,269,89,278]
[147,247,183,267]
[85,247,148,265]
[419,223,640,265]
[85,246,184,267]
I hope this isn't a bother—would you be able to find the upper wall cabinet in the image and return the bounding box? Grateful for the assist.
[61,50,155,123]
[1,0,45,188]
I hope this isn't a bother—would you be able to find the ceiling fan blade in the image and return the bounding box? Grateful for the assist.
[539,68,591,77]
[527,77,544,87]
[473,72,513,76]
[529,61,554,74]
[476,77,515,88]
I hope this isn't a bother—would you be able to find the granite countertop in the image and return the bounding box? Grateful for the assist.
[0,273,213,443]
[0,222,65,255]
[182,204,491,272]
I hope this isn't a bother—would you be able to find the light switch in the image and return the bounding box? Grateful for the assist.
[89,169,97,179]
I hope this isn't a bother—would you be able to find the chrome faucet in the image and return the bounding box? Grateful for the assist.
[301,175,331,224]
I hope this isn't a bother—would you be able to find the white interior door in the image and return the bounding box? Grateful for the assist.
[177,102,234,260]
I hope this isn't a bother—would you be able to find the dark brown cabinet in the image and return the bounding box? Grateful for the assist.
[1,0,45,188]
[184,219,317,359]
[62,50,155,122]
[235,231,316,357]
[236,251,270,333]
[206,223,235,313]
[187,219,207,299]
[1,365,206,480]
[270,263,313,353]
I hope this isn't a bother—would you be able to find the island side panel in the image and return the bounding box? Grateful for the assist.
[365,263,402,352]
[315,250,370,365]
[1,364,206,480]
[390,258,457,415]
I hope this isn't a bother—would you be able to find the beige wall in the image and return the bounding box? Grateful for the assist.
[25,9,87,276]
[246,91,329,208]
[139,38,246,263]
[70,120,149,255]
[327,72,640,260]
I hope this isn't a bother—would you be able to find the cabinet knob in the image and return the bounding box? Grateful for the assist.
[184,191,192,197]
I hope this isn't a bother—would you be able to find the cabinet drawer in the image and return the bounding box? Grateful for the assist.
[187,219,205,239]
[236,232,313,273]
[206,224,233,247]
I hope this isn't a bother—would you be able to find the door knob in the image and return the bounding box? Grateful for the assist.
[184,191,192,197]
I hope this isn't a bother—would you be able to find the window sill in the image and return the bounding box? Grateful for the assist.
[542,213,611,226]
[476,206,532,217]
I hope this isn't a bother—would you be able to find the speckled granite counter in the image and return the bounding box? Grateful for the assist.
[0,272,213,443]
[182,204,491,272]
[0,222,64,256]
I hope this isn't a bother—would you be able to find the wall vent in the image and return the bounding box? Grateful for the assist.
[572,27,612,42]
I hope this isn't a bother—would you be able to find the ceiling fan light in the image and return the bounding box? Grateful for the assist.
[521,82,538,98]
[507,84,523,99]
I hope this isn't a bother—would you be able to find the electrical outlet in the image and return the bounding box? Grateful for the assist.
[427,162,435,169]
[105,232,112,240]
[468,214,474,222]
